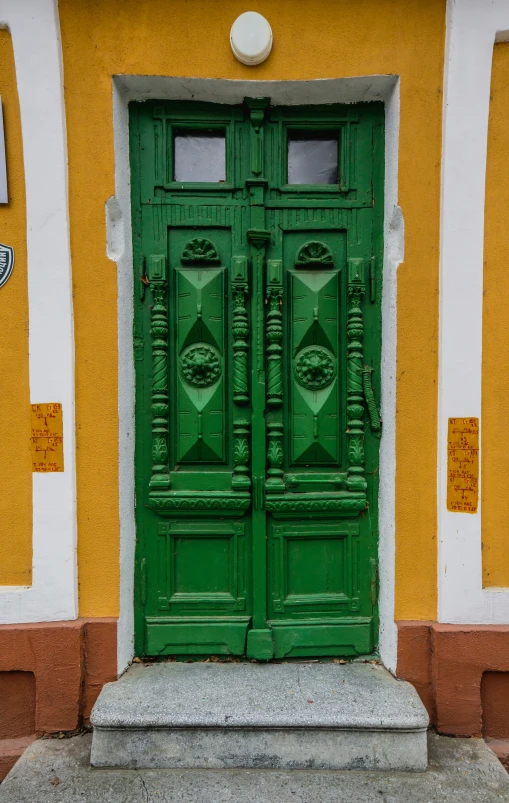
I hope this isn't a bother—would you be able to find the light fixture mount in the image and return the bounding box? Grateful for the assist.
[230,12,273,66]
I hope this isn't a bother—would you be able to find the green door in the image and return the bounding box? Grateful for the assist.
[131,98,384,660]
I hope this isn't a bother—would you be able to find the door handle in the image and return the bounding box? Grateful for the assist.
[362,366,381,433]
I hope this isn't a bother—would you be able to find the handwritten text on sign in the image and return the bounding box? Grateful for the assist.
[447,417,479,514]
[31,403,64,473]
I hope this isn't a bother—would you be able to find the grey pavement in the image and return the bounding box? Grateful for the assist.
[1,731,508,803]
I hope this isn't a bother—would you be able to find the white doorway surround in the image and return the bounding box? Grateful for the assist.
[112,74,402,674]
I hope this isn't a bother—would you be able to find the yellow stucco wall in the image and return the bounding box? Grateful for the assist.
[0,29,31,587]
[482,42,509,588]
[57,0,444,619]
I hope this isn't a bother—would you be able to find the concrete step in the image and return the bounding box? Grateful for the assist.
[90,662,429,771]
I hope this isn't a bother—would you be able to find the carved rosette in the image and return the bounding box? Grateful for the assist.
[150,281,170,489]
[180,344,221,388]
[346,258,367,493]
[294,346,335,391]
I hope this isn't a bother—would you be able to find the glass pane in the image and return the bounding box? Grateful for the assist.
[174,131,226,182]
[287,132,339,185]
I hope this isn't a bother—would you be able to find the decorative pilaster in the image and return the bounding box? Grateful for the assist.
[232,419,251,490]
[148,254,170,489]
[346,258,367,493]
[266,260,283,407]
[231,256,249,404]
[265,258,285,493]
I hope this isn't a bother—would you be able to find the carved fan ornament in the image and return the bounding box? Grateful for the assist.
[294,346,335,390]
[180,345,221,387]
[181,238,220,264]
[296,241,333,267]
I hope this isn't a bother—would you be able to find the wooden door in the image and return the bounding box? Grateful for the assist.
[131,98,384,659]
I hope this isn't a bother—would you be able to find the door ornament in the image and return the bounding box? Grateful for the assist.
[232,419,251,490]
[232,256,249,405]
[362,365,381,433]
[148,254,170,490]
[266,256,369,518]
[265,258,285,493]
[294,346,335,391]
[181,237,220,264]
[295,241,333,268]
[346,258,368,493]
[180,344,221,387]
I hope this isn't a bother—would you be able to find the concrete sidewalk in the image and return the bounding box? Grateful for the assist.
[1,731,509,802]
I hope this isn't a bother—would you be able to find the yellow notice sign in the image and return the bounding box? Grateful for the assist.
[31,403,64,473]
[447,417,479,514]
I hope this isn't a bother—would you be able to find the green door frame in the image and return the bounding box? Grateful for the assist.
[130,98,384,660]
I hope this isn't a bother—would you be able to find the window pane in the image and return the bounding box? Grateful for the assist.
[174,131,226,182]
[287,132,339,185]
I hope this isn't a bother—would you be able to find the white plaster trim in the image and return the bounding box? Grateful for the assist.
[114,75,401,673]
[438,0,509,623]
[0,0,76,623]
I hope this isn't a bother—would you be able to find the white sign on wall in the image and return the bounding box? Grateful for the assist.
[0,243,14,288]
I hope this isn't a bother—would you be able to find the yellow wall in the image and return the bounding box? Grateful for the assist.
[0,29,31,586]
[482,42,509,588]
[58,0,445,619]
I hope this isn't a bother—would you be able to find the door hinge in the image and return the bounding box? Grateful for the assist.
[140,557,147,606]
[138,255,149,301]
[369,255,376,303]
[133,321,144,361]
[370,557,378,606]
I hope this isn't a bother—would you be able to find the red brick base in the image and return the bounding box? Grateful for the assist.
[397,622,509,737]
[0,618,117,779]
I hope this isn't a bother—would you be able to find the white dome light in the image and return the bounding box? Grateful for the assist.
[230,12,273,66]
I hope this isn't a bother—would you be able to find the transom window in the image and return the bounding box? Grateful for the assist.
[287,131,339,185]
[174,130,226,182]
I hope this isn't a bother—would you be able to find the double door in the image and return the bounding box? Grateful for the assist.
[131,98,384,659]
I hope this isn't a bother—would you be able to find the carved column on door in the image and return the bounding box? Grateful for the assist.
[346,258,367,493]
[148,254,170,490]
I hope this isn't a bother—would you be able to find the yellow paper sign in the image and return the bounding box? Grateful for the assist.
[447,417,479,514]
[31,403,64,473]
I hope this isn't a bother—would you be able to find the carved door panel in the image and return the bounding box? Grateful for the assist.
[132,99,384,659]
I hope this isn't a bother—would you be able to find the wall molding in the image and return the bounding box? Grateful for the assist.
[0,0,77,623]
[438,0,509,623]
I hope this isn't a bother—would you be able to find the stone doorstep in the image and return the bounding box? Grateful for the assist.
[2,732,509,803]
[486,738,509,773]
[90,662,429,771]
[0,736,36,781]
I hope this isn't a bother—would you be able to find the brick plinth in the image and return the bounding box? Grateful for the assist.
[0,618,117,779]
[397,622,509,737]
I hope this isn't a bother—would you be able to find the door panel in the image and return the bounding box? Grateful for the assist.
[131,98,384,659]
